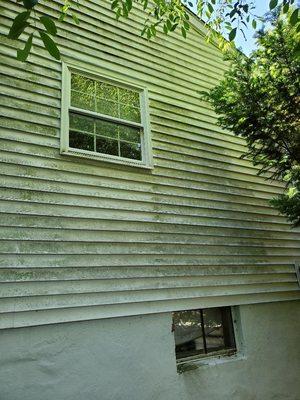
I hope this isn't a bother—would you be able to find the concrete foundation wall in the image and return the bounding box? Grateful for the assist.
[1,300,299,400]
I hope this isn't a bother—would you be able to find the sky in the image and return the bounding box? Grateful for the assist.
[235,0,270,55]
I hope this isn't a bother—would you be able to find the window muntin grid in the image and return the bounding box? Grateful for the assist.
[69,113,142,160]
[70,73,141,123]
[68,72,143,161]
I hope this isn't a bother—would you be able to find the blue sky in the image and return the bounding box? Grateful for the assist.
[235,0,270,54]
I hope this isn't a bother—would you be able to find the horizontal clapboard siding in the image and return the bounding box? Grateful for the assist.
[0,0,299,329]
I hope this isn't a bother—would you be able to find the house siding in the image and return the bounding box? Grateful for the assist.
[0,0,299,329]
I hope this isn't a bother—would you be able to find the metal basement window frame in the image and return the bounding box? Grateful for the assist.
[60,62,153,168]
[173,306,237,364]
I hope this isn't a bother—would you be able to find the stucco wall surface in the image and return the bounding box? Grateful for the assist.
[0,300,299,400]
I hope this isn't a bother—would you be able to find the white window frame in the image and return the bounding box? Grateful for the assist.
[60,62,153,169]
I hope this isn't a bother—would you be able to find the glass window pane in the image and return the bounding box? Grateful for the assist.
[96,119,119,139]
[70,113,94,134]
[119,87,140,107]
[119,105,140,122]
[119,125,141,142]
[96,99,119,118]
[120,141,141,160]
[173,310,204,360]
[203,308,226,353]
[96,82,118,101]
[69,72,144,162]
[173,307,236,361]
[69,131,94,151]
[71,74,95,95]
[221,308,236,350]
[96,136,119,156]
[203,307,236,354]
[71,91,95,111]
[70,73,141,124]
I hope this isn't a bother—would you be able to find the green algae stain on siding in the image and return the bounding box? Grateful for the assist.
[0,0,299,328]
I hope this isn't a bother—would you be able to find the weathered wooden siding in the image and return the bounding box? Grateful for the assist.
[0,0,299,329]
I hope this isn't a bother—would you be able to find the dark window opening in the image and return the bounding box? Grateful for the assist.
[173,307,236,361]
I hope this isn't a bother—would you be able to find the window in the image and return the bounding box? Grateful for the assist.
[61,63,152,168]
[173,307,236,362]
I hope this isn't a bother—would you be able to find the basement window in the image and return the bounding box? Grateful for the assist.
[60,63,152,168]
[172,307,236,362]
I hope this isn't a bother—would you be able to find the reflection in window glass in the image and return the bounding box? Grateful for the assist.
[70,73,141,123]
[119,87,140,107]
[96,99,119,118]
[70,113,94,134]
[96,137,119,156]
[96,119,119,139]
[173,307,236,361]
[69,112,142,161]
[69,73,144,162]
[96,81,118,102]
[119,125,140,142]
[204,308,226,353]
[120,141,141,160]
[71,91,94,111]
[119,104,140,122]
[69,131,94,152]
[71,74,95,94]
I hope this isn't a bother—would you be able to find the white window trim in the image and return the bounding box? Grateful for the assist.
[60,62,153,169]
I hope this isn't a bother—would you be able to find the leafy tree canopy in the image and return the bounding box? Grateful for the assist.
[203,13,300,226]
[5,0,300,61]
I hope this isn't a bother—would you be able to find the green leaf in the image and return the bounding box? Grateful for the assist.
[269,0,278,10]
[229,9,236,18]
[181,26,186,38]
[40,16,57,36]
[115,8,121,20]
[252,19,257,29]
[23,0,38,9]
[8,11,31,39]
[229,27,237,41]
[290,9,299,26]
[122,3,128,17]
[282,3,289,13]
[166,19,172,30]
[111,0,118,10]
[183,20,190,30]
[72,13,80,25]
[293,42,300,58]
[207,3,214,13]
[17,32,33,61]
[150,25,156,36]
[143,0,148,10]
[39,31,60,60]
[126,0,132,12]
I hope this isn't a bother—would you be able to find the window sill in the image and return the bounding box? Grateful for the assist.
[61,148,153,170]
[176,351,246,374]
